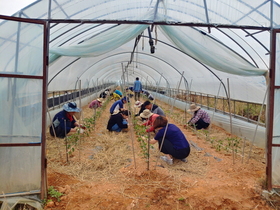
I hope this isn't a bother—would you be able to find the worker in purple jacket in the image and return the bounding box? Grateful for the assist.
[187,103,210,130]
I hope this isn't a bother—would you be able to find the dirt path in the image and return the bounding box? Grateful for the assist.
[45,97,275,210]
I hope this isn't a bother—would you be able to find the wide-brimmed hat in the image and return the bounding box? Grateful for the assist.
[134,100,143,108]
[63,102,80,112]
[187,103,200,112]
[140,109,153,119]
[97,98,103,102]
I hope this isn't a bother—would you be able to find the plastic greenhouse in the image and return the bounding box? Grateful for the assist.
[1,0,280,208]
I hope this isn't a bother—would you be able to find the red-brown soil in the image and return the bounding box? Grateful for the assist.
[44,97,278,210]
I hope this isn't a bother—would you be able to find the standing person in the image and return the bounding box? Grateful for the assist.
[49,102,85,138]
[109,97,129,114]
[187,103,210,130]
[140,109,159,133]
[107,110,130,132]
[133,77,142,101]
[88,98,103,109]
[149,116,190,165]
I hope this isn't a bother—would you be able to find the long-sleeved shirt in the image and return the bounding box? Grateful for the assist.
[154,124,190,150]
[88,100,102,109]
[151,104,165,116]
[189,108,211,124]
[133,80,142,92]
[109,99,124,114]
[114,90,122,96]
[142,113,159,132]
[107,113,128,131]
[49,110,77,138]
[137,104,165,116]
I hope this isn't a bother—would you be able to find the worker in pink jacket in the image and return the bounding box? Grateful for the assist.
[140,109,159,133]
[89,98,103,109]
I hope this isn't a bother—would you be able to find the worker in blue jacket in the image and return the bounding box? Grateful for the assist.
[49,102,85,138]
[133,77,142,101]
[109,97,129,114]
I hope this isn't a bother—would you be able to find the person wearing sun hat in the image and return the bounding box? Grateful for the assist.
[140,109,160,133]
[88,98,103,109]
[187,103,210,130]
[49,102,85,138]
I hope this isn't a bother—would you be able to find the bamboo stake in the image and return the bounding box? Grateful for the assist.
[242,137,246,164]
[154,122,169,170]
[147,132,150,170]
[248,86,268,162]
[227,78,234,164]
[64,120,69,163]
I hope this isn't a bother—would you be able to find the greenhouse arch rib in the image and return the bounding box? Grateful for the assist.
[140,36,229,99]
[72,63,167,91]
[47,53,171,89]
[60,51,183,91]
[81,61,170,87]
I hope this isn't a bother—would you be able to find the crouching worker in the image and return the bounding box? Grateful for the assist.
[49,102,85,138]
[109,97,129,115]
[140,109,159,133]
[89,98,102,109]
[107,110,131,132]
[187,103,210,130]
[149,116,190,165]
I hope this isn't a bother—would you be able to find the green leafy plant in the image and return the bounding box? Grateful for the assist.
[66,133,79,156]
[226,137,241,153]
[178,197,185,201]
[215,139,223,151]
[47,186,64,202]
[134,124,152,159]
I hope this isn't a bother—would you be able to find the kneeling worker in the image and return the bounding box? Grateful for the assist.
[107,110,130,132]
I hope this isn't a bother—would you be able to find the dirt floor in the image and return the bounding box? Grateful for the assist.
[44,95,280,210]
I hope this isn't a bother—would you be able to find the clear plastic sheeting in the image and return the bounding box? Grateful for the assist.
[9,0,280,28]
[0,196,43,210]
[0,21,44,75]
[160,25,268,76]
[0,18,44,199]
[0,147,41,194]
[49,23,149,57]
